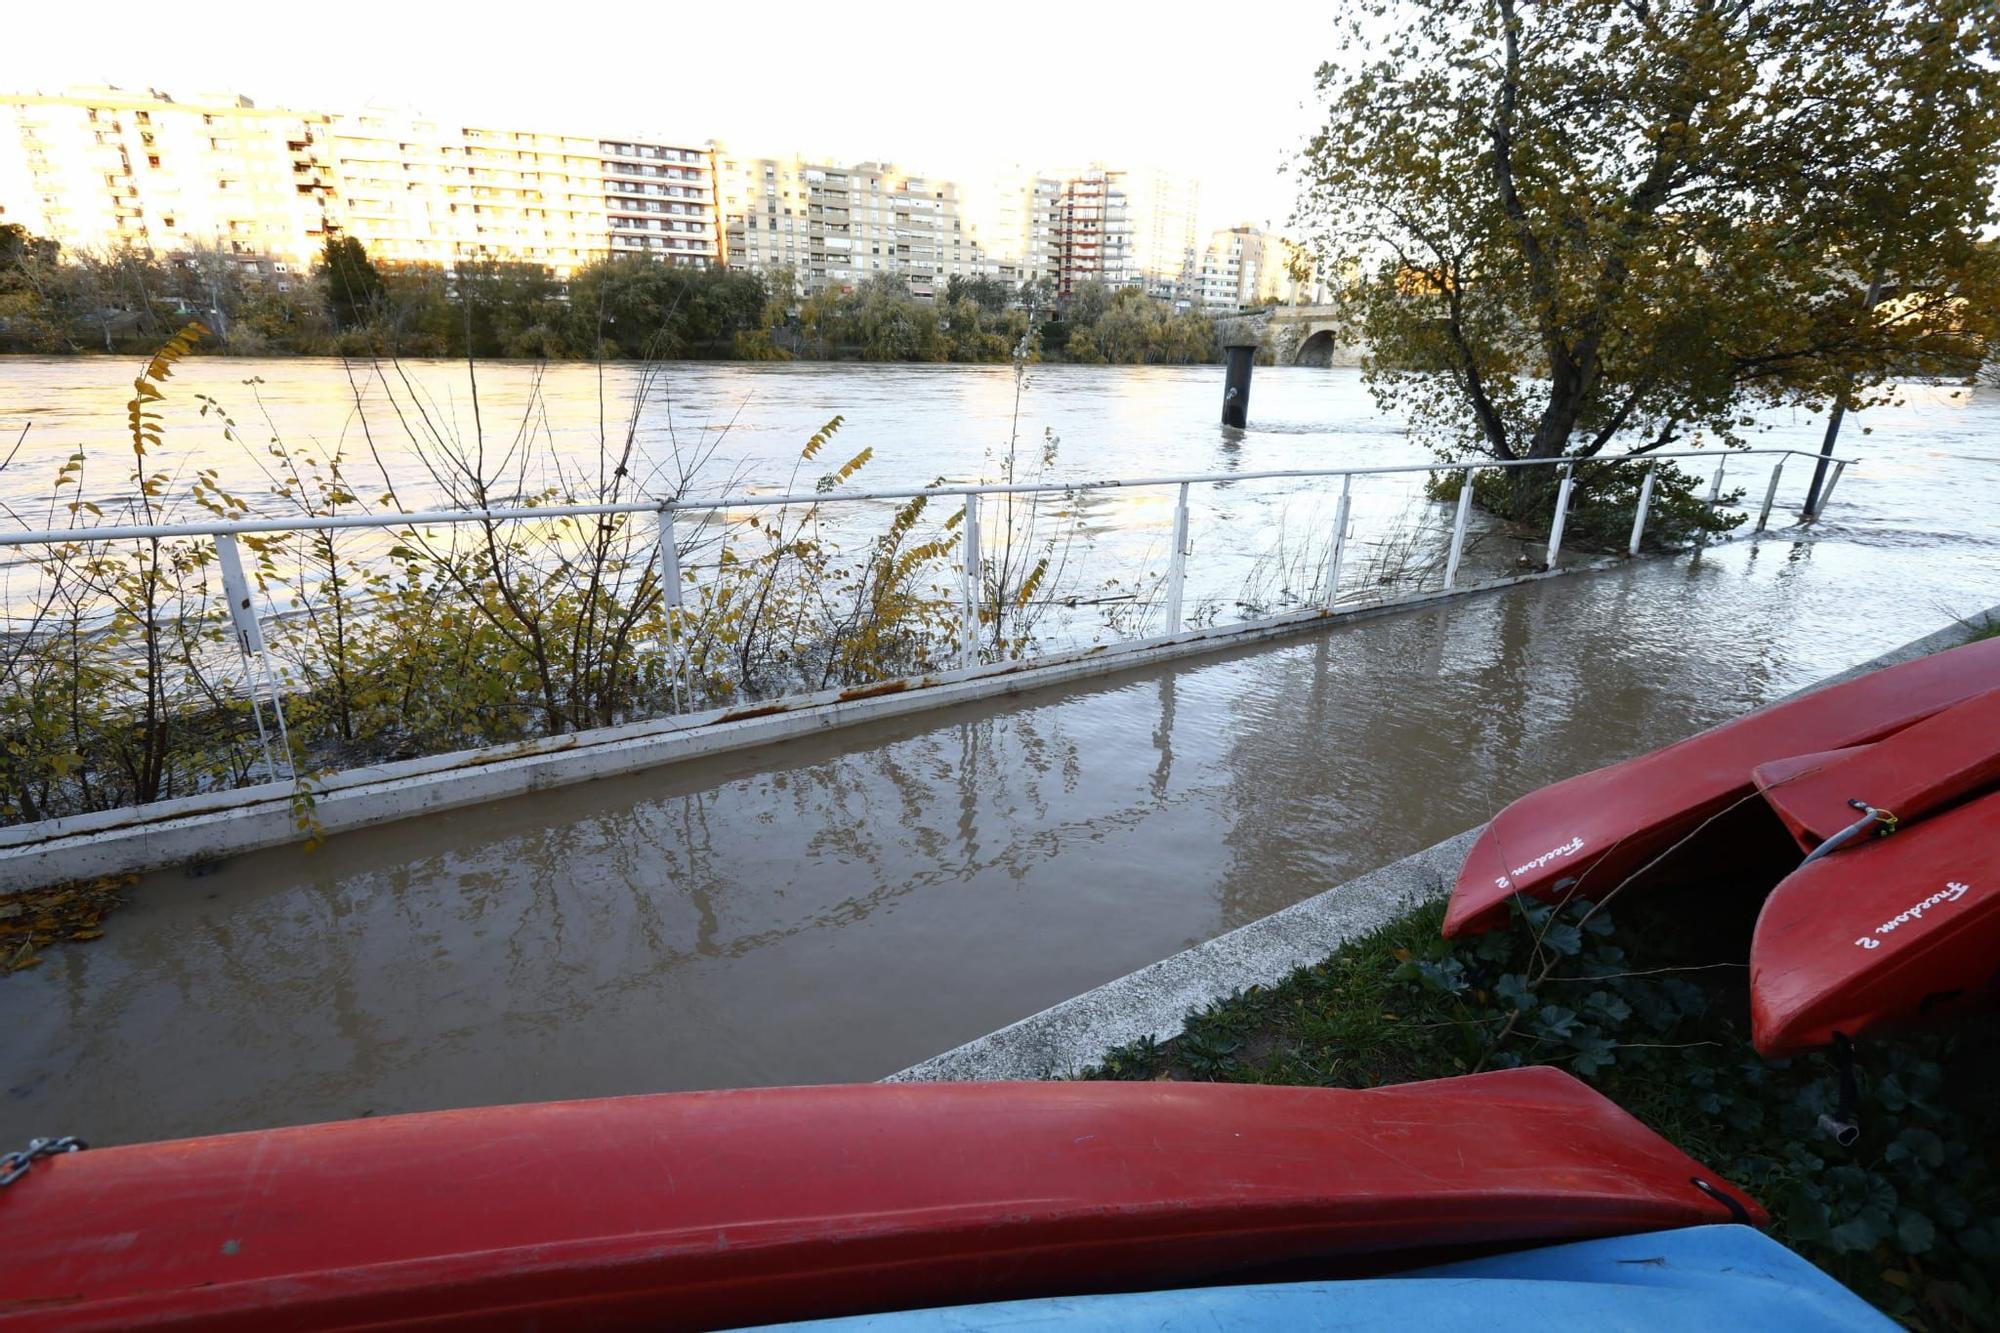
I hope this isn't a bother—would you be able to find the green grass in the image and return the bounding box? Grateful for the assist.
[1084,893,1999,1330]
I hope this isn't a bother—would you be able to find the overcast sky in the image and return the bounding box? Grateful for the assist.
[3,1,1339,236]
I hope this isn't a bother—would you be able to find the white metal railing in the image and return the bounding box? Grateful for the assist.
[0,446,1856,792]
[0,445,1856,658]
[0,448,1851,548]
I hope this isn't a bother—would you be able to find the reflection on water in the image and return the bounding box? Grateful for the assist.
[3,519,1993,1144]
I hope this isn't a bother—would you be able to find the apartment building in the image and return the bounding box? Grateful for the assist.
[1117,167,1200,303]
[2,87,719,279]
[1048,166,1200,303]
[601,138,719,266]
[962,170,1064,288]
[0,87,336,278]
[715,150,996,297]
[328,116,717,274]
[1198,225,1317,311]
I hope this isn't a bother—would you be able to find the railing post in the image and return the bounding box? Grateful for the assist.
[1755,460,1785,534]
[1629,462,1658,556]
[1444,465,1474,590]
[1545,463,1574,569]
[961,493,981,668]
[654,510,684,708]
[1164,481,1190,634]
[1323,474,1352,609]
[215,533,292,781]
[1815,460,1848,516]
[1707,456,1726,504]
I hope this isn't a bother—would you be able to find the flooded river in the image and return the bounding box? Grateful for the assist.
[3,359,1997,1144]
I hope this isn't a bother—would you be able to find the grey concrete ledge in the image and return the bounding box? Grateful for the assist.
[891,600,2000,1083]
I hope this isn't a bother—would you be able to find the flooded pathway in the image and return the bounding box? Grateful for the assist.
[4,517,1993,1145]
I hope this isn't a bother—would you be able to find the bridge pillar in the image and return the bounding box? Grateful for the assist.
[1221,342,1255,429]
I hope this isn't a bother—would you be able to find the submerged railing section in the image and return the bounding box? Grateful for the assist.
[0,448,1853,825]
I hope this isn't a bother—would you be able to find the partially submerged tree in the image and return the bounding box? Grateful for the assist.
[1298,0,2000,527]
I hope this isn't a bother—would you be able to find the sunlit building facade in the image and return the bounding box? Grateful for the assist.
[1049,166,1200,303]
[1198,225,1319,311]
[601,137,719,265]
[715,150,997,298]
[1,87,719,279]
[961,170,1064,289]
[0,87,336,279]
[329,112,721,275]
[2,86,1228,303]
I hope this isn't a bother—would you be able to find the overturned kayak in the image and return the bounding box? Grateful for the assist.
[759,1225,1891,1331]
[1445,635,2000,936]
[1752,686,2000,852]
[0,1068,1761,1332]
[1752,786,2000,1055]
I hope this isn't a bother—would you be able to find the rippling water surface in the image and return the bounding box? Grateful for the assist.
[2,358,1996,1143]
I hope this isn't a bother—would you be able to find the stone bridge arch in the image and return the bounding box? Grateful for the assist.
[1293,326,1344,367]
[1253,305,1363,367]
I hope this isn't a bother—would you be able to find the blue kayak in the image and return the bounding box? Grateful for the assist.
[753,1225,1891,1331]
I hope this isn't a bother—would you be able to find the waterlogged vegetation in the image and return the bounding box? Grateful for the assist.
[0,323,1107,828]
[0,227,1218,366]
[1425,458,1744,552]
[1299,0,2000,536]
[1088,890,1999,1329]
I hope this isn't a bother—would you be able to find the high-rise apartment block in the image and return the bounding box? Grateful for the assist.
[328,114,719,273]
[1045,166,1200,304]
[1,87,718,278]
[1198,225,1318,311]
[327,110,611,272]
[4,86,1229,308]
[714,151,994,298]
[961,170,1064,290]
[0,87,337,280]
[601,138,720,266]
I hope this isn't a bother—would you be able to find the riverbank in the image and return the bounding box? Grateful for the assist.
[0,243,1221,365]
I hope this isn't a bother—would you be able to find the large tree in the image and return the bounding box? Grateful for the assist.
[1298,0,2000,497]
[318,235,385,332]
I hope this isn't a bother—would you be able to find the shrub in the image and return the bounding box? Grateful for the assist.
[1426,457,1744,552]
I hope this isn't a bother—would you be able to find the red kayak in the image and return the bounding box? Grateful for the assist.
[0,1068,1760,1332]
[1445,635,2000,935]
[1751,687,2000,852]
[1751,787,2000,1055]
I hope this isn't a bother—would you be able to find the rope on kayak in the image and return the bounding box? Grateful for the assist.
[1799,799,1898,867]
[0,1136,87,1187]
[1689,1176,1753,1224]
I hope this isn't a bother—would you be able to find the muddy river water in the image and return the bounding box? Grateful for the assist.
[2,360,1996,1143]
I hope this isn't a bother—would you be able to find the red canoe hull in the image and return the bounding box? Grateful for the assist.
[0,1068,1761,1332]
[1751,787,2000,1055]
[1444,636,2000,936]
[1751,687,2000,852]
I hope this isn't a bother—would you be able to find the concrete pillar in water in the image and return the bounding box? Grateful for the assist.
[1221,343,1255,428]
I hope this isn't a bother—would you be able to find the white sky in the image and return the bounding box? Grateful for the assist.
[3,0,1338,237]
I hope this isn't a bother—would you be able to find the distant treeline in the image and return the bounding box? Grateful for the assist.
[0,227,1219,366]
